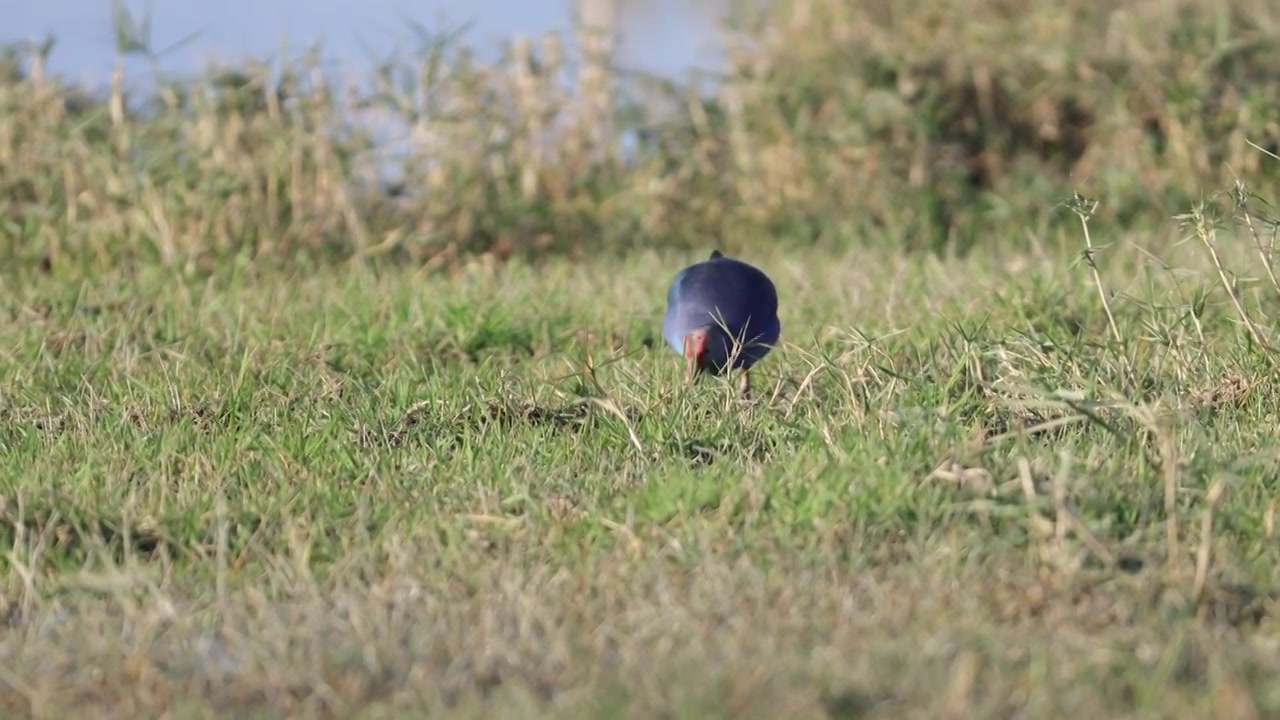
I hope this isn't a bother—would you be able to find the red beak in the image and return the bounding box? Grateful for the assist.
[682,330,708,384]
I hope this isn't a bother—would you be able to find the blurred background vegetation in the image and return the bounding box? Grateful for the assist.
[2,0,1279,274]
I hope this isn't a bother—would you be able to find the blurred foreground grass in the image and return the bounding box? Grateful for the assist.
[2,0,1280,717]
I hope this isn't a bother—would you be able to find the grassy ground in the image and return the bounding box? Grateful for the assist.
[3,0,1280,717]
[4,229,1280,717]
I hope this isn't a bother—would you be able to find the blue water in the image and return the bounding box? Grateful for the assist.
[1,0,729,87]
[3,1,732,183]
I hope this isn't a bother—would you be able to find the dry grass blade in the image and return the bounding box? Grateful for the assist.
[1179,201,1275,354]
[589,396,645,454]
[1194,479,1228,609]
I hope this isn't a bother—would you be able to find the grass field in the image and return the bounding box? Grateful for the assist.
[4,0,1280,717]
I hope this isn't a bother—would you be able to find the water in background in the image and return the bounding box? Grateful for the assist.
[1,0,729,88]
[2,0,734,183]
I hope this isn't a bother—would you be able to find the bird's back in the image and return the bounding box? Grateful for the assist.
[674,255,778,329]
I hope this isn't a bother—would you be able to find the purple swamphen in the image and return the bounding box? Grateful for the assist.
[662,250,781,396]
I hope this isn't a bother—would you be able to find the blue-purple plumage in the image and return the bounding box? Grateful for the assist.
[663,250,781,376]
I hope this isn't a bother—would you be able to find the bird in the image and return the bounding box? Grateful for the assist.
[662,250,781,397]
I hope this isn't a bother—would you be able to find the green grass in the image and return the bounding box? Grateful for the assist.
[4,0,1280,715]
[3,232,1280,717]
